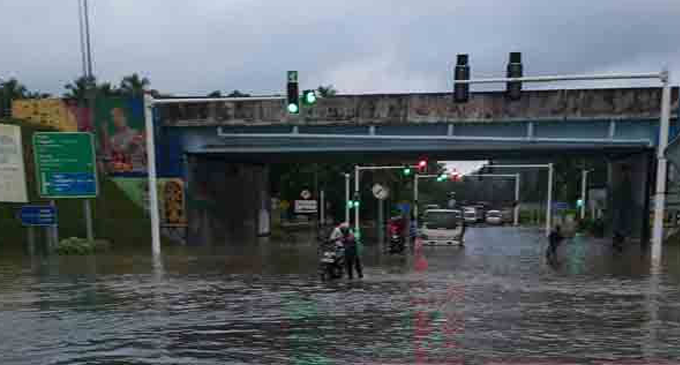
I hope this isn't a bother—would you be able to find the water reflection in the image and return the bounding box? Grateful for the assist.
[0,227,679,364]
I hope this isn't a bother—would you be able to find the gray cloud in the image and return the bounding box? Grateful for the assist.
[1,0,679,96]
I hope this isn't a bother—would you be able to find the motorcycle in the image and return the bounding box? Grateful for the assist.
[387,222,406,254]
[318,240,345,281]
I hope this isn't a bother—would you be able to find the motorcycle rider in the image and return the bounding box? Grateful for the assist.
[329,222,349,245]
[340,225,363,279]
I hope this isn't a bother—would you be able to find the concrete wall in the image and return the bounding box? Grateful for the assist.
[159,87,678,126]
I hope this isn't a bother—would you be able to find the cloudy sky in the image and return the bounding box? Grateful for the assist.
[2,0,679,172]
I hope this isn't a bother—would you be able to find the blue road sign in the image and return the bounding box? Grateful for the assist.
[552,202,569,211]
[19,205,57,227]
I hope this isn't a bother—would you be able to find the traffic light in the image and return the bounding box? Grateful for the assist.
[454,54,470,103]
[403,166,412,176]
[576,199,584,208]
[287,71,300,114]
[506,52,523,101]
[302,89,317,106]
[417,160,427,173]
[437,173,447,182]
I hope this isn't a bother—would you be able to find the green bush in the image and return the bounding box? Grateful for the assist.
[54,237,111,255]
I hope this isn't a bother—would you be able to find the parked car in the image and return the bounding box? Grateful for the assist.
[463,207,479,224]
[486,210,503,225]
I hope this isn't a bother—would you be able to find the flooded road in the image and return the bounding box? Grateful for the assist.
[1,227,680,364]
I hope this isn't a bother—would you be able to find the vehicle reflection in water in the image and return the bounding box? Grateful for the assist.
[0,227,679,364]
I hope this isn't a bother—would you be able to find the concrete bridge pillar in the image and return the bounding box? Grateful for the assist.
[607,152,653,241]
[186,156,271,246]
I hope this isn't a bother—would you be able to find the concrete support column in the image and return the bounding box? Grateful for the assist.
[608,153,651,240]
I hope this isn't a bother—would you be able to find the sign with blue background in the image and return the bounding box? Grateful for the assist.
[19,205,57,226]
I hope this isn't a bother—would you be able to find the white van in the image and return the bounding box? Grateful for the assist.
[419,209,464,246]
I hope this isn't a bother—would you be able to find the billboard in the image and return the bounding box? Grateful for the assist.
[0,124,28,202]
[95,97,146,176]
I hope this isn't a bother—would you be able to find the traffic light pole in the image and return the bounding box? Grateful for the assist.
[580,169,593,220]
[463,173,521,226]
[481,164,553,235]
[413,174,439,226]
[456,69,669,258]
[345,173,350,224]
[352,164,421,236]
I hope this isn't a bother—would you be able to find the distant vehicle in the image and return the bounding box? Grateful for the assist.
[419,209,464,246]
[486,210,503,225]
[463,207,479,224]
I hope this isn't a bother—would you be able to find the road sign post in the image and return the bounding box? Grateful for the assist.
[33,132,97,244]
[33,132,98,198]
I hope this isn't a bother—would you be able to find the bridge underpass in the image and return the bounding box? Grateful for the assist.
[152,87,677,246]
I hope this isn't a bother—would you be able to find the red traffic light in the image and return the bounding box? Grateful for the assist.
[417,160,427,171]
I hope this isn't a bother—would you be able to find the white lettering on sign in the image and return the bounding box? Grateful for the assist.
[0,124,27,203]
[295,200,318,214]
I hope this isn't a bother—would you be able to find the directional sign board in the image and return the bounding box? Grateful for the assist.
[33,132,98,198]
[0,124,28,202]
[19,205,57,226]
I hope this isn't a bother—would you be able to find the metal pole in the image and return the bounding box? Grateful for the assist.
[144,94,161,255]
[546,163,554,235]
[580,170,588,220]
[49,200,58,249]
[83,0,93,77]
[514,173,520,226]
[354,166,360,235]
[84,200,94,241]
[344,173,350,224]
[320,190,325,226]
[378,197,384,244]
[27,226,36,256]
[652,69,671,261]
[414,175,419,226]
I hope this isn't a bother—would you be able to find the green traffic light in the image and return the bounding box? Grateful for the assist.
[305,91,317,104]
[354,201,360,208]
[403,168,411,176]
[287,103,299,114]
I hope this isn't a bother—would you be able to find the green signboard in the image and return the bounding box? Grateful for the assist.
[33,132,98,198]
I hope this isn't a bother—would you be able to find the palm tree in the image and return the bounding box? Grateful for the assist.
[317,85,337,97]
[64,75,96,101]
[97,82,120,97]
[120,73,150,96]
[1,78,28,99]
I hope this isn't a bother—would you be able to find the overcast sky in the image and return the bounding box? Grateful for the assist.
[2,0,679,172]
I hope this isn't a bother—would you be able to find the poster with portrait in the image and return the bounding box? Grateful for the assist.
[111,177,187,226]
[95,97,146,176]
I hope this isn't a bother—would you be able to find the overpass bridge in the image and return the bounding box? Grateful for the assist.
[151,87,678,246]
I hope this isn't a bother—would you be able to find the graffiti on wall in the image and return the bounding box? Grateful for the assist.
[11,99,83,132]
[111,177,187,227]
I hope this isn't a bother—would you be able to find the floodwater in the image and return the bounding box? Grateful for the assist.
[1,227,680,364]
